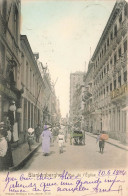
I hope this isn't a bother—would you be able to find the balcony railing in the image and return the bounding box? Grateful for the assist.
[116,28,122,44]
[108,44,113,56]
[116,58,122,72]
[112,38,117,50]
[103,73,108,84]
[121,53,127,68]
[121,19,127,37]
[110,83,128,100]
[0,15,6,38]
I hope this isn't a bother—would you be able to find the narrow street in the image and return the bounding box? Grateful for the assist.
[21,134,128,171]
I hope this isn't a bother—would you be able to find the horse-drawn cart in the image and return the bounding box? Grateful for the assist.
[70,130,85,145]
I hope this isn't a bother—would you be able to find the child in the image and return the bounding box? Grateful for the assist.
[57,131,65,153]
[27,128,35,151]
[96,132,105,153]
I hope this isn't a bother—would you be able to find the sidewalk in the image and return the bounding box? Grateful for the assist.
[85,132,128,151]
[10,141,41,171]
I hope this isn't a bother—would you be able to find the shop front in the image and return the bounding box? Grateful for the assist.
[0,82,23,143]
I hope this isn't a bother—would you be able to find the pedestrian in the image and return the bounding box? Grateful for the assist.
[5,119,14,168]
[0,124,8,171]
[57,131,65,153]
[35,124,41,143]
[27,128,35,151]
[41,124,52,156]
[96,131,105,153]
[52,128,56,143]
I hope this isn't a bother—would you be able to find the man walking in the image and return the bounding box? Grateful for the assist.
[35,124,41,143]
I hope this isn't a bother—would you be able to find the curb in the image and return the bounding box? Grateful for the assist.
[85,132,128,151]
[9,143,41,171]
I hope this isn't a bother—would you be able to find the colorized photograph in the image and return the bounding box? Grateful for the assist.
[0,0,128,195]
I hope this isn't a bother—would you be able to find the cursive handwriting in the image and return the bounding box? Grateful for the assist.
[59,170,81,180]
[2,169,126,195]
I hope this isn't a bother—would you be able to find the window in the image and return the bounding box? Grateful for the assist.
[104,89,105,95]
[102,71,103,79]
[0,0,6,18]
[104,67,106,74]
[124,40,127,53]
[114,24,117,37]
[107,86,108,92]
[124,71,127,82]
[114,54,117,65]
[119,13,122,23]
[107,64,109,72]
[0,42,5,74]
[118,76,121,87]
[14,7,19,42]
[110,83,112,91]
[110,31,113,40]
[26,62,28,87]
[110,58,113,65]
[102,49,104,56]
[107,38,109,46]
[118,47,121,57]
[114,80,116,89]
[124,4,127,16]
[104,44,106,53]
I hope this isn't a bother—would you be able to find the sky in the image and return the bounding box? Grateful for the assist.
[21,0,116,117]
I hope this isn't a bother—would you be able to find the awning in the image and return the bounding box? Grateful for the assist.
[122,106,128,111]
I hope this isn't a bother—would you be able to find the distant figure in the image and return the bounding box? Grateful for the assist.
[27,128,35,151]
[57,131,65,153]
[35,124,41,143]
[96,131,106,153]
[41,125,52,156]
[5,119,14,168]
[0,124,8,171]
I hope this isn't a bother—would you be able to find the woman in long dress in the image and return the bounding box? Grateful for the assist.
[41,125,52,156]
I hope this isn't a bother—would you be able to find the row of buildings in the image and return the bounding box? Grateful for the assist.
[0,0,61,143]
[70,0,128,144]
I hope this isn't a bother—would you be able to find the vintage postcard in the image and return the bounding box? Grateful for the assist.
[0,0,128,195]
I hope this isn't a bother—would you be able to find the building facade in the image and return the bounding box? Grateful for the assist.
[82,61,93,132]
[0,0,23,141]
[0,0,60,143]
[20,35,47,135]
[82,0,128,144]
[69,71,85,127]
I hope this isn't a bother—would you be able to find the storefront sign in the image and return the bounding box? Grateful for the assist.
[110,83,128,99]
[0,83,17,100]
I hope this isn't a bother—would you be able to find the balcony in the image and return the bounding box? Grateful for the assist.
[104,95,111,106]
[103,73,108,84]
[0,15,6,38]
[121,19,127,37]
[112,66,118,77]
[105,49,109,61]
[116,28,122,44]
[121,53,127,68]
[107,70,112,80]
[110,83,128,103]
[116,59,121,72]
[108,44,113,56]
[112,38,117,50]
[82,90,92,102]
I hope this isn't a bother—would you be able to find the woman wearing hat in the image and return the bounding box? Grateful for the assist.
[41,125,52,156]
